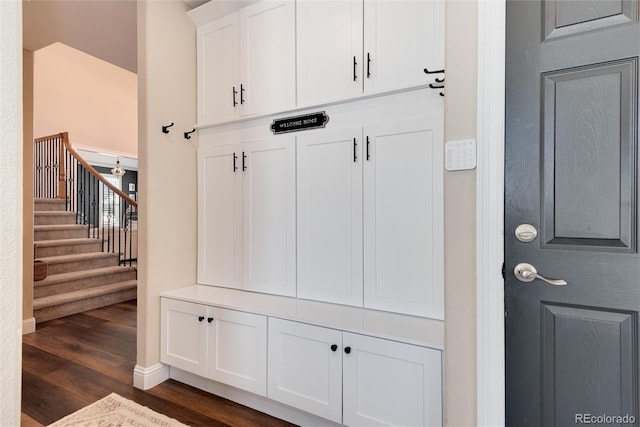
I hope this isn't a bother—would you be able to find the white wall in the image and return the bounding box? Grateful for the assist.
[136,0,197,370]
[0,0,23,423]
[34,42,138,158]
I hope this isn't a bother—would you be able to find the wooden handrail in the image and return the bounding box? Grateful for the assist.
[35,132,138,209]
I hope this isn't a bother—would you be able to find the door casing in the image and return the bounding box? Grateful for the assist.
[475,1,506,425]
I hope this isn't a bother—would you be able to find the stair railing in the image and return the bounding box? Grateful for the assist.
[34,132,138,266]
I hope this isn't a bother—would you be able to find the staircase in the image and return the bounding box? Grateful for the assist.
[33,198,137,322]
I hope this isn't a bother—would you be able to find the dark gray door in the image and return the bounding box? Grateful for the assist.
[506,1,640,425]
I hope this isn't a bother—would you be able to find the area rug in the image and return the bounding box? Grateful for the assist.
[47,392,190,427]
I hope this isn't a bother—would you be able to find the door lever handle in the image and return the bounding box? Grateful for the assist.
[514,263,567,286]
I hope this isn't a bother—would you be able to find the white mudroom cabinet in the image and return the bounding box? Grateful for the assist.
[160,298,267,396]
[268,317,443,426]
[297,115,444,319]
[297,0,445,106]
[174,1,447,425]
[198,135,296,297]
[161,286,444,426]
[194,0,296,124]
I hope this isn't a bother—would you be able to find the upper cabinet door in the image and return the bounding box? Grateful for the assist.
[198,143,243,288]
[242,136,296,297]
[363,115,444,319]
[296,0,364,106]
[239,1,296,116]
[363,0,445,94]
[197,15,240,124]
[297,127,363,307]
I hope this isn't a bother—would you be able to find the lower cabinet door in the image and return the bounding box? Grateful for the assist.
[342,333,443,427]
[160,298,208,377]
[207,307,267,396]
[267,318,343,423]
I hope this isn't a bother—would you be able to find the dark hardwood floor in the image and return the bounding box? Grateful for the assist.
[21,300,296,427]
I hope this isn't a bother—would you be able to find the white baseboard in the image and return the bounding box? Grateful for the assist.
[133,363,170,390]
[170,367,341,427]
[22,317,36,335]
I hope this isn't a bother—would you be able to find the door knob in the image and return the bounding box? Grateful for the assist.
[514,263,567,286]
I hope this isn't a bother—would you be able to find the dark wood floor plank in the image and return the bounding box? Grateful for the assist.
[31,319,136,360]
[83,302,137,326]
[21,371,91,425]
[22,300,294,427]
[21,411,45,427]
[148,379,296,427]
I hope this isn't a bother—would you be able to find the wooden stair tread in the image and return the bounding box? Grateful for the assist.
[34,265,136,287]
[33,280,137,310]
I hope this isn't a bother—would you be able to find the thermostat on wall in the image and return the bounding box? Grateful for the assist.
[445,139,476,171]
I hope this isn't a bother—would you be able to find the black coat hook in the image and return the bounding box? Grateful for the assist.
[425,68,445,97]
[162,122,174,134]
[184,129,196,140]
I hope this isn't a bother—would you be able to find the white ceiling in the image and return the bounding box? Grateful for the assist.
[22,0,211,74]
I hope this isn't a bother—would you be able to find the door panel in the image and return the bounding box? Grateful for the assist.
[198,144,242,288]
[267,318,342,423]
[160,299,208,377]
[207,308,267,396]
[342,332,442,427]
[541,304,636,425]
[506,0,640,425]
[364,116,444,319]
[240,0,295,116]
[296,0,363,105]
[197,15,239,124]
[242,137,296,297]
[542,59,637,249]
[544,0,637,39]
[297,127,363,307]
[363,0,444,94]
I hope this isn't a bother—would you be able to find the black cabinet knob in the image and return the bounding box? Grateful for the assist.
[331,344,338,352]
[198,316,204,322]
[344,346,351,354]
[207,317,214,323]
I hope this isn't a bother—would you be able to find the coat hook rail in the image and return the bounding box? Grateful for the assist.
[184,129,196,140]
[162,122,174,134]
